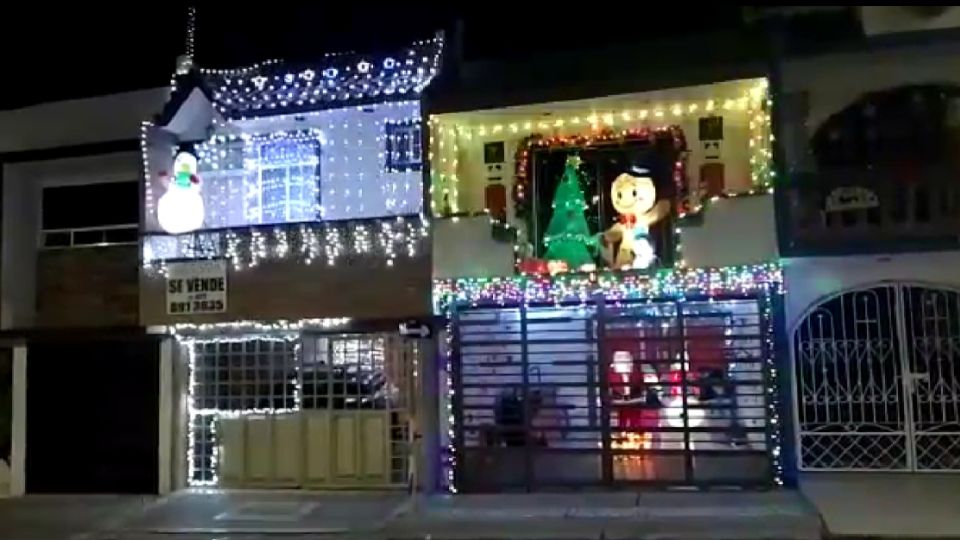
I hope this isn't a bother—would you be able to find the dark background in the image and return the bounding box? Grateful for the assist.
[1,5,753,110]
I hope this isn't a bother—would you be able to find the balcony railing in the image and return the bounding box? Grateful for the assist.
[41,224,139,249]
[780,166,960,255]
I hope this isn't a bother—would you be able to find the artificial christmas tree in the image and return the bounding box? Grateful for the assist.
[543,155,596,270]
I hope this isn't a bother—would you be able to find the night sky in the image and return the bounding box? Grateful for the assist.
[1,5,750,110]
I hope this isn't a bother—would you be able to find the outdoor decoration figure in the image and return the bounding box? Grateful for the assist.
[157,151,205,234]
[602,169,669,269]
[542,155,596,271]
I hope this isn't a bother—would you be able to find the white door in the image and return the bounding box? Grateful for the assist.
[793,284,960,471]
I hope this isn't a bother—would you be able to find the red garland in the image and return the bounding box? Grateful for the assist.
[512,126,689,219]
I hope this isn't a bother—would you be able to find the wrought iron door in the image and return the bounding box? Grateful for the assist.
[794,284,960,471]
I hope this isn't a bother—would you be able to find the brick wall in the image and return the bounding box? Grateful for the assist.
[35,246,139,327]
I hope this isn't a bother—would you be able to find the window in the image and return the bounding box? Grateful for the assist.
[257,138,320,223]
[191,339,298,411]
[385,120,422,172]
[41,181,139,248]
[199,134,321,229]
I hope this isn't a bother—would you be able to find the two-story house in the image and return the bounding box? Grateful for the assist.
[0,88,169,496]
[775,7,960,478]
[141,37,445,490]
[427,33,785,492]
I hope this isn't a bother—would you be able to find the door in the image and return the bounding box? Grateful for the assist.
[793,284,960,471]
[190,333,415,489]
[26,338,159,493]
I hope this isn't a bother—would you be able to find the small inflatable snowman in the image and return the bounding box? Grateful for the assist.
[157,151,205,234]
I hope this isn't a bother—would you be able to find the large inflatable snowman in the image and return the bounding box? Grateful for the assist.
[157,151,205,234]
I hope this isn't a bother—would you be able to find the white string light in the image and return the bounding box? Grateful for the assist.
[143,216,426,273]
[201,36,442,121]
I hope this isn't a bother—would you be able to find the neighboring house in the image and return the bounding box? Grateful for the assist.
[142,37,444,490]
[0,88,170,496]
[774,7,960,476]
[427,31,783,492]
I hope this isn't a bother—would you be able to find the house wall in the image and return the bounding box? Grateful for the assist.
[678,195,777,269]
[860,6,960,37]
[441,109,756,224]
[35,246,139,327]
[431,195,778,278]
[432,216,515,279]
[0,88,168,153]
[1,152,141,329]
[0,88,168,330]
[783,250,960,332]
[780,41,960,173]
[140,256,432,325]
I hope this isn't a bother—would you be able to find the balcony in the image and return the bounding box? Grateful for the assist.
[779,166,960,256]
[139,217,433,325]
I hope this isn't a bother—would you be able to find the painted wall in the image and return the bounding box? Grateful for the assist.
[783,250,960,332]
[860,6,960,37]
[0,88,167,153]
[432,216,515,279]
[781,41,960,173]
[678,195,777,269]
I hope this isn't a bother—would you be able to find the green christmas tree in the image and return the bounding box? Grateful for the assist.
[543,155,596,268]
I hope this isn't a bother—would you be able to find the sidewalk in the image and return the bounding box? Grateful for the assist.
[0,494,157,540]
[800,473,960,538]
[0,489,824,540]
[120,490,406,536]
[388,491,822,540]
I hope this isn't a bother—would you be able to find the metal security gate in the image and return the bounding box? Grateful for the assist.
[450,296,775,492]
[187,333,415,488]
[794,284,960,471]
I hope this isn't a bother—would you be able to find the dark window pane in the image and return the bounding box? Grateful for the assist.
[73,230,104,245]
[385,121,423,171]
[43,232,71,248]
[103,227,138,244]
[42,182,138,230]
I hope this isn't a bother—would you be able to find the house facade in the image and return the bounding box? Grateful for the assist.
[6,6,958,502]
[141,37,444,490]
[427,38,785,492]
[0,88,169,496]
[776,8,960,475]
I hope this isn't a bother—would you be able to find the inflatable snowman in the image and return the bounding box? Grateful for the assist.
[157,151,205,234]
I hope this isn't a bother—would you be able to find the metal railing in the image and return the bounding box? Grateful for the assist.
[40,224,139,249]
[780,166,960,255]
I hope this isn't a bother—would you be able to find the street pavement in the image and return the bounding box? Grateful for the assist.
[5,478,960,540]
[0,489,823,540]
[800,472,960,538]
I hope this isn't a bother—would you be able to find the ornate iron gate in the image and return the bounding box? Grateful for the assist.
[794,284,960,471]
